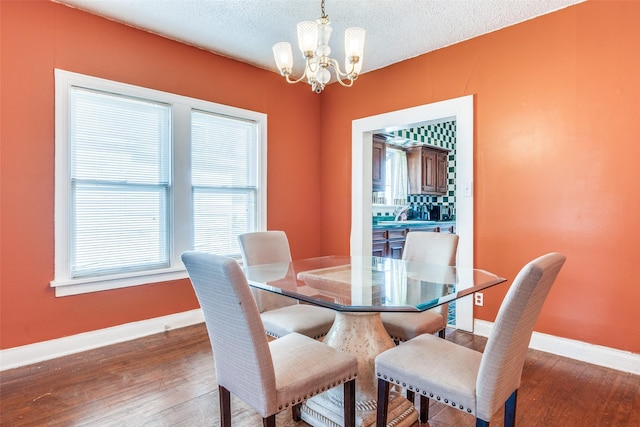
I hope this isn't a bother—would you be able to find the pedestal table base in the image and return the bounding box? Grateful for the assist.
[299,311,418,427]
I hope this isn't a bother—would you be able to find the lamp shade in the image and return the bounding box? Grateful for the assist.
[272,42,293,72]
[297,20,319,53]
[344,27,366,59]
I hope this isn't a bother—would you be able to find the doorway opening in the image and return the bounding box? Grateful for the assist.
[350,95,475,331]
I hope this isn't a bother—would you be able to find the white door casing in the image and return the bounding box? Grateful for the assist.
[350,95,475,331]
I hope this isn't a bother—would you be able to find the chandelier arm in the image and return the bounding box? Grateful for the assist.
[283,72,309,85]
[306,58,321,75]
[326,59,357,87]
[326,57,347,77]
[333,75,356,88]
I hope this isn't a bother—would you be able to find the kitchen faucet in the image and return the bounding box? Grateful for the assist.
[394,205,410,221]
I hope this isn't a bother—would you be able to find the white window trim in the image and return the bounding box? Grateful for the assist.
[51,69,267,297]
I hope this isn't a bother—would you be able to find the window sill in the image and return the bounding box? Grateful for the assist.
[50,267,190,297]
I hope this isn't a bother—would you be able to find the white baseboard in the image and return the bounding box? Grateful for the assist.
[2,313,637,375]
[474,319,640,376]
[0,309,204,371]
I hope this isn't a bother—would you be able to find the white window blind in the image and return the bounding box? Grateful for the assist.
[53,69,267,296]
[191,111,258,256]
[69,88,171,278]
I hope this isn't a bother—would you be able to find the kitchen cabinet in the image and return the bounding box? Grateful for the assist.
[372,228,406,259]
[387,229,406,259]
[372,228,387,257]
[372,222,456,258]
[436,150,449,194]
[372,135,386,192]
[407,146,449,195]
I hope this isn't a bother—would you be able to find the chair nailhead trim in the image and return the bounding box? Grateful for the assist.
[467,409,472,413]
[284,374,356,410]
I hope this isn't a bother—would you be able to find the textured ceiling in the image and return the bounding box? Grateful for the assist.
[55,0,584,77]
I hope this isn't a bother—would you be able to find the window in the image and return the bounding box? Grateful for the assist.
[384,147,408,206]
[191,111,259,254]
[52,70,266,296]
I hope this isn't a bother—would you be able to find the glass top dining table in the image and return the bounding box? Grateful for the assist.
[243,255,507,427]
[243,255,506,313]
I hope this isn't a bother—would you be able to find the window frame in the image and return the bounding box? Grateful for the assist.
[52,69,267,297]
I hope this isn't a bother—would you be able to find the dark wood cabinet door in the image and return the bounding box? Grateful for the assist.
[372,137,386,192]
[372,228,388,257]
[407,146,449,195]
[436,151,448,194]
[387,229,407,259]
[388,240,404,259]
[422,149,437,193]
[372,243,387,257]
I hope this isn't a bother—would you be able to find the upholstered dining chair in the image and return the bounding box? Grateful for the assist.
[380,232,459,343]
[181,251,358,427]
[375,252,566,427]
[238,231,336,340]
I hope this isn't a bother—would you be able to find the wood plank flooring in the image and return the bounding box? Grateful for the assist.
[1,324,638,426]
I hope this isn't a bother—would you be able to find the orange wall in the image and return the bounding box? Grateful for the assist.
[319,0,640,353]
[2,1,639,355]
[0,1,323,349]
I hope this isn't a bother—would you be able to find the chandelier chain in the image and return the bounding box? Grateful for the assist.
[320,0,327,19]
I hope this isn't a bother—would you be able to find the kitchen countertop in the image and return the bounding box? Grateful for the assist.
[373,220,456,229]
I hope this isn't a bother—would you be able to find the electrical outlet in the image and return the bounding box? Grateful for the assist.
[474,292,484,306]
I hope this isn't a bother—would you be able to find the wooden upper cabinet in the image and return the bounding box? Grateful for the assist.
[436,150,449,194]
[407,146,449,195]
[372,135,386,192]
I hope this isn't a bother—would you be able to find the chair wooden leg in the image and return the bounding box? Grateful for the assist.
[406,389,415,403]
[292,403,302,421]
[218,386,231,427]
[262,415,276,427]
[419,395,430,423]
[376,378,390,427]
[504,389,518,427]
[344,379,356,427]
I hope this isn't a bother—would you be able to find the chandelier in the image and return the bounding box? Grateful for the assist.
[272,0,365,94]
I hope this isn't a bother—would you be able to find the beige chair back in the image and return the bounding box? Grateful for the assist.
[401,231,459,323]
[476,252,566,421]
[181,251,277,415]
[402,232,459,266]
[238,231,296,312]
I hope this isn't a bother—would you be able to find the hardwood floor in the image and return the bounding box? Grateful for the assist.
[1,324,638,426]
